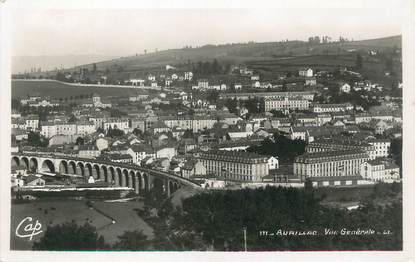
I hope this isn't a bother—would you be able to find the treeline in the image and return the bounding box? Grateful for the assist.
[192,59,231,76]
[223,97,265,115]
[175,184,402,251]
[329,89,381,110]
[32,183,402,251]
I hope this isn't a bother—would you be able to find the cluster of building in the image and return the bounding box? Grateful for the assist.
[127,69,193,88]
[11,64,402,190]
[293,136,399,186]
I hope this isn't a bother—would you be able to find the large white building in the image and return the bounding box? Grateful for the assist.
[130,79,146,87]
[40,122,76,138]
[103,118,129,132]
[76,122,96,136]
[200,150,269,182]
[294,150,369,182]
[312,103,354,113]
[161,116,217,133]
[366,139,391,159]
[264,97,310,112]
[126,144,155,164]
[299,68,313,77]
[25,115,40,131]
[40,121,96,138]
[360,158,400,182]
[184,72,193,80]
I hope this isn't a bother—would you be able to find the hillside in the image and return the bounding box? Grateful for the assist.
[25,35,401,77]
[345,35,401,48]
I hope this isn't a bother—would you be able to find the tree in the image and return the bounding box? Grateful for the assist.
[211,59,220,74]
[206,91,219,103]
[133,128,143,138]
[270,109,287,118]
[27,132,48,147]
[92,63,97,73]
[68,114,77,123]
[112,230,149,251]
[247,134,306,163]
[225,98,238,114]
[182,129,194,139]
[390,138,402,173]
[304,177,314,197]
[355,53,363,70]
[33,222,108,250]
[385,56,394,73]
[107,126,125,138]
[76,137,85,145]
[55,71,66,82]
[11,98,20,110]
[97,127,104,134]
[110,108,127,118]
[173,185,402,251]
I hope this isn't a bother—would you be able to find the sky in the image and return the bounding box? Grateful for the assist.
[11,7,403,58]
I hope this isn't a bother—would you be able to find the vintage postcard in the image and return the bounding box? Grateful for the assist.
[1,0,414,261]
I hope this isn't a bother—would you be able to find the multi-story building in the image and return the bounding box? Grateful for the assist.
[305,77,317,86]
[219,91,315,101]
[197,79,209,90]
[78,145,101,159]
[41,120,95,138]
[299,68,313,77]
[354,113,372,124]
[76,121,96,136]
[25,115,40,131]
[294,150,369,182]
[264,97,310,112]
[316,114,332,126]
[103,118,129,132]
[312,103,354,113]
[56,123,77,136]
[126,144,155,164]
[184,71,193,80]
[306,138,376,159]
[162,116,217,133]
[40,122,57,138]
[40,121,76,138]
[130,118,146,132]
[360,158,400,182]
[199,150,269,182]
[366,138,391,159]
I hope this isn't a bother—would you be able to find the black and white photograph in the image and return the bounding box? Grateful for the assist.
[1,0,415,261]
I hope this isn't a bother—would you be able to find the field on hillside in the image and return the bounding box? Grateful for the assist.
[12,80,150,99]
[29,36,401,78]
[11,200,153,250]
[247,54,356,73]
[247,54,401,88]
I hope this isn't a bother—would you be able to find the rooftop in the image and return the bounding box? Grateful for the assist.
[296,150,368,161]
[200,150,268,164]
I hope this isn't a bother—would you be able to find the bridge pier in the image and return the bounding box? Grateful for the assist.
[134,176,140,194]
[120,173,126,187]
[91,168,98,180]
[128,175,133,189]
[76,166,83,177]
[164,179,171,197]
[105,171,111,183]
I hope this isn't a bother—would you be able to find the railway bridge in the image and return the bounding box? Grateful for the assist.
[11,152,201,196]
